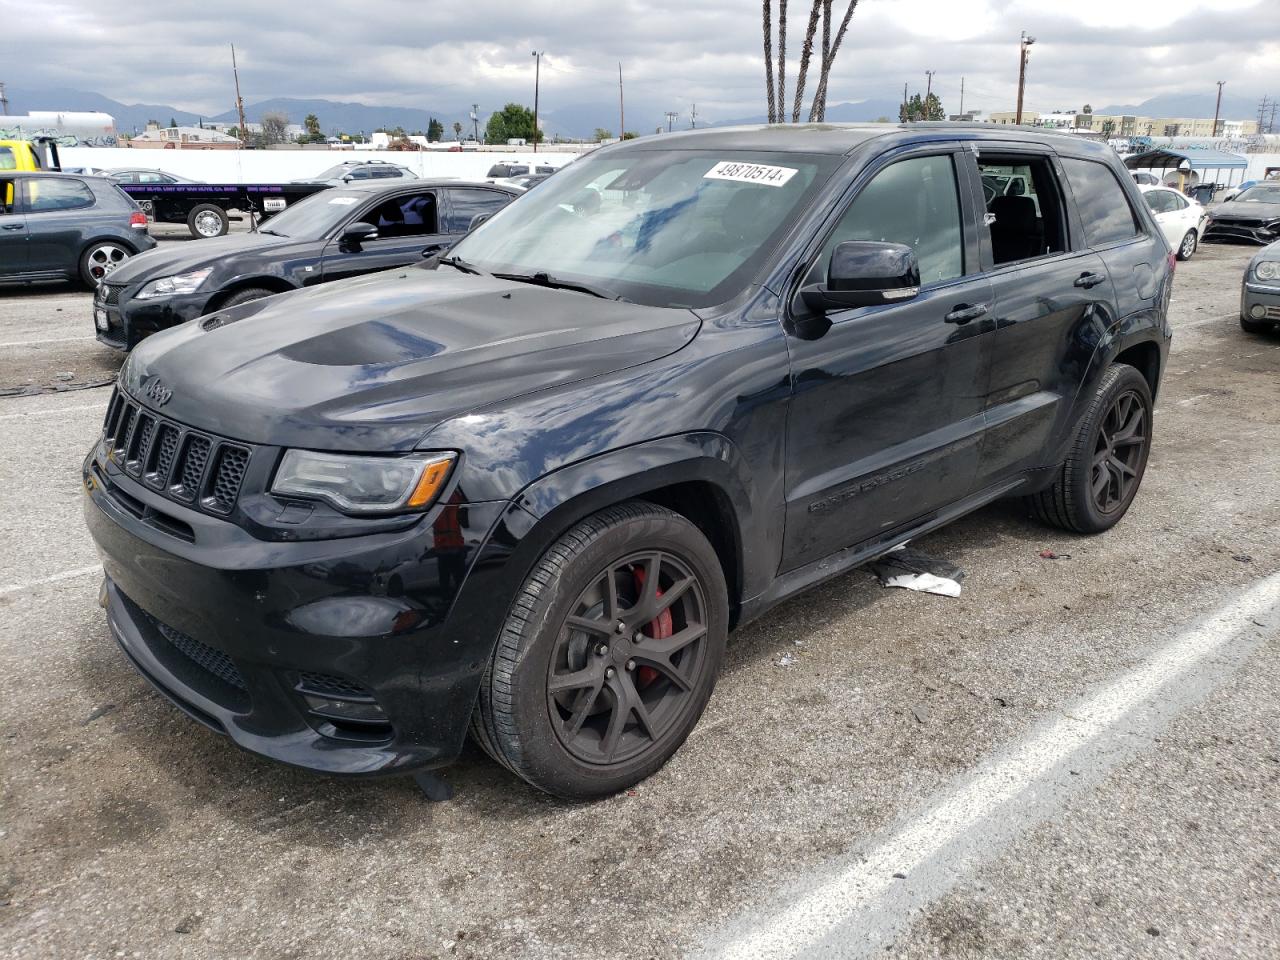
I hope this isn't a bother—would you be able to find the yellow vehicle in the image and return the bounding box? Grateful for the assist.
[0,138,60,172]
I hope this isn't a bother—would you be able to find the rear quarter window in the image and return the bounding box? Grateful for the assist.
[25,177,96,212]
[1061,157,1141,247]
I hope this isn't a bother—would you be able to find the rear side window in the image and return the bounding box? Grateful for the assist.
[25,177,96,212]
[1143,191,1178,215]
[446,187,512,232]
[977,156,1068,266]
[1061,158,1140,247]
[371,167,400,179]
[819,154,964,286]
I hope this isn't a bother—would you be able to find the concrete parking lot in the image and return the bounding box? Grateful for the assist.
[1,241,1277,959]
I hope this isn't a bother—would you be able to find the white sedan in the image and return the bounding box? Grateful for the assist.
[1138,184,1207,261]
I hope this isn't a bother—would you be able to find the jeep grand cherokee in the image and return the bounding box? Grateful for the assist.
[84,124,1173,800]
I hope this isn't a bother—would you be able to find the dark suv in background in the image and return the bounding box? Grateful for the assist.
[84,124,1172,800]
[0,172,154,287]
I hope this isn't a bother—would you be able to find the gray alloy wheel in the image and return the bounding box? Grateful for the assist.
[470,501,729,800]
[79,242,132,288]
[1177,230,1197,261]
[187,203,230,238]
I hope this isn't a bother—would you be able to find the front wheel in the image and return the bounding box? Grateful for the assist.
[471,501,728,800]
[1176,229,1197,261]
[1027,363,1154,534]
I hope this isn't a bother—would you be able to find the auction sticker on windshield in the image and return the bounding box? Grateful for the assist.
[704,161,798,187]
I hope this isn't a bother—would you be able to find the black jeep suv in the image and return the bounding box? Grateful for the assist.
[84,124,1173,800]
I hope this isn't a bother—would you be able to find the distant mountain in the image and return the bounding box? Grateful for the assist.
[1097,92,1262,122]
[4,86,204,133]
[706,97,906,127]
[207,97,460,136]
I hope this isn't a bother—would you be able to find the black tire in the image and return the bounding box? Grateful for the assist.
[1240,315,1274,335]
[1027,363,1153,534]
[470,501,729,800]
[187,203,229,238]
[78,240,134,288]
[1176,229,1197,261]
[218,287,275,310]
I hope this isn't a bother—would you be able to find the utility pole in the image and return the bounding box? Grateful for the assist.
[925,70,935,104]
[690,104,698,129]
[1212,80,1225,137]
[1257,96,1269,133]
[471,104,480,143]
[959,77,965,117]
[0,82,8,116]
[1270,101,1278,135]
[1015,31,1036,125]
[231,44,248,147]
[530,51,543,153]
[902,82,909,122]
[665,111,678,133]
[618,63,625,138]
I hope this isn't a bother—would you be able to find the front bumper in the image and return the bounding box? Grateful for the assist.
[94,284,212,351]
[84,444,524,777]
[1203,220,1280,245]
[1241,280,1280,325]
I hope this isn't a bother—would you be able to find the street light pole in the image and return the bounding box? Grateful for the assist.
[1015,31,1036,125]
[1212,80,1225,137]
[531,51,543,153]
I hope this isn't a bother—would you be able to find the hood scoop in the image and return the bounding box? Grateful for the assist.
[281,320,447,367]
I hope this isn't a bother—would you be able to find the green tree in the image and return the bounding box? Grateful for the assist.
[304,113,321,136]
[484,103,542,145]
[168,116,177,128]
[620,131,638,140]
[593,128,614,142]
[427,118,444,142]
[898,92,944,122]
[452,121,463,140]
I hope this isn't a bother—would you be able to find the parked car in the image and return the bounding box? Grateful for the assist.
[106,168,199,185]
[1218,180,1256,203]
[0,171,154,287]
[293,161,417,186]
[1240,239,1280,334]
[85,124,1172,800]
[1138,184,1206,260]
[485,161,558,182]
[1131,171,1161,186]
[1203,181,1280,245]
[93,179,516,349]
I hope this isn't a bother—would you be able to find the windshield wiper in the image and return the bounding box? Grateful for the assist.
[438,255,483,275]
[493,271,624,301]
[258,228,285,237]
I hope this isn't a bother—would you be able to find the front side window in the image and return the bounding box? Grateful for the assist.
[137,171,174,184]
[819,154,964,286]
[25,177,95,213]
[1061,157,1140,247]
[448,148,838,308]
[977,156,1068,266]
[446,188,511,232]
[345,167,372,180]
[363,191,438,238]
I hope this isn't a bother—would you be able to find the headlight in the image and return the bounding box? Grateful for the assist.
[135,268,213,299]
[1256,261,1280,282]
[272,450,456,515]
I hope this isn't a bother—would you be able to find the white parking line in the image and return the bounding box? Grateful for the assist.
[0,565,102,599]
[704,572,1280,960]
[0,335,95,347]
[0,402,106,421]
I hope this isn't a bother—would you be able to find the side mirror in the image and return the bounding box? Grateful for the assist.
[340,221,378,251]
[468,213,492,231]
[800,240,921,313]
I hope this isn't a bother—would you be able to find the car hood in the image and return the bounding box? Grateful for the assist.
[108,233,292,285]
[122,268,701,451]
[1209,200,1280,222]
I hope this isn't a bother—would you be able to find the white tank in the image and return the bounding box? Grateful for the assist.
[0,111,118,147]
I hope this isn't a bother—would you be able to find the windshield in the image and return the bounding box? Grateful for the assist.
[449,149,837,308]
[259,191,364,238]
[1235,184,1280,204]
[312,164,361,180]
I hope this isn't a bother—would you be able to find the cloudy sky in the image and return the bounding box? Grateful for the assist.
[8,0,1279,123]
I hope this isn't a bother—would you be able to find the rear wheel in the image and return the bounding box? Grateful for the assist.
[187,203,229,238]
[471,501,728,799]
[78,241,133,288]
[1027,363,1153,534]
[1176,229,1197,261]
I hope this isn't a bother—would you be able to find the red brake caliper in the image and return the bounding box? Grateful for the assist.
[631,565,670,689]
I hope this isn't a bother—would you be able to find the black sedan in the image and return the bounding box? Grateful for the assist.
[1204,181,1280,245]
[93,179,517,349]
[0,172,155,287]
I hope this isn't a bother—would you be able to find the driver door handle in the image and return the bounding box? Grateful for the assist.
[944,303,989,325]
[1074,271,1107,289]
[421,242,448,256]
[1,223,24,231]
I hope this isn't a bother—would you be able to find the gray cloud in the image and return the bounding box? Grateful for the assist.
[5,0,1277,127]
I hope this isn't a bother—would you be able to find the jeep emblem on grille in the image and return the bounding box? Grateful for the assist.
[145,378,173,406]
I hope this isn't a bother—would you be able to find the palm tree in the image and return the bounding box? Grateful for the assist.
[453,121,463,140]
[763,0,863,123]
[763,1,776,123]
